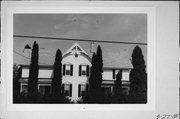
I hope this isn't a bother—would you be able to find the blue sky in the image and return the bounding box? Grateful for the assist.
[13,14,147,68]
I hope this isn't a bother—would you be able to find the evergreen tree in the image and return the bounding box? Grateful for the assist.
[86,53,97,103]
[129,46,147,103]
[13,64,19,78]
[89,53,97,90]
[95,45,104,103]
[83,45,102,103]
[80,45,103,103]
[113,70,123,103]
[51,49,64,103]
[96,45,103,89]
[13,64,21,103]
[28,41,39,103]
[88,46,103,103]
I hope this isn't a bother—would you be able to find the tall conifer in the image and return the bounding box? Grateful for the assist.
[96,45,103,89]
[28,41,39,102]
[113,70,123,103]
[129,46,147,103]
[87,53,97,103]
[89,53,97,91]
[13,64,21,103]
[51,49,63,102]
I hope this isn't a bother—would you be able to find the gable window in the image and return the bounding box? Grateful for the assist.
[62,83,72,97]
[79,65,89,76]
[63,64,73,76]
[78,84,88,97]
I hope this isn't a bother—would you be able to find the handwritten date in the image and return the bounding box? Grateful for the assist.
[156,113,179,119]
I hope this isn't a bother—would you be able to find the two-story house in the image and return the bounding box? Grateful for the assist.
[19,42,131,101]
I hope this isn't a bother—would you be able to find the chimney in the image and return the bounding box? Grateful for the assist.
[90,42,95,53]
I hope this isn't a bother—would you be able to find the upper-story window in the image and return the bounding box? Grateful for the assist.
[112,69,122,79]
[63,64,73,76]
[79,65,89,76]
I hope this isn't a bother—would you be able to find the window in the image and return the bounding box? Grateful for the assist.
[21,84,28,93]
[63,64,73,76]
[65,65,71,75]
[112,69,122,79]
[62,84,72,97]
[103,87,112,96]
[79,65,89,76]
[78,84,88,97]
[39,86,51,95]
[122,87,129,95]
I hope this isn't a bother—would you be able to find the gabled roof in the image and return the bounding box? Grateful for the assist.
[15,42,134,69]
[63,42,88,56]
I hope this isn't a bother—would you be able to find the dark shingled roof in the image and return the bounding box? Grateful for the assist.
[15,41,135,69]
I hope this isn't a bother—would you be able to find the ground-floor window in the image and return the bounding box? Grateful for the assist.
[112,86,130,96]
[21,84,28,93]
[102,85,130,96]
[78,84,88,97]
[102,86,113,96]
[38,84,51,95]
[62,83,72,97]
[122,87,130,95]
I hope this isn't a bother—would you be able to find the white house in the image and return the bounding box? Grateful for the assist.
[19,42,131,102]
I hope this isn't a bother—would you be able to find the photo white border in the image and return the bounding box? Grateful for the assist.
[1,2,156,112]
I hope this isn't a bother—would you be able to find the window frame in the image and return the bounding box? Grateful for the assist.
[79,64,89,77]
[21,83,28,93]
[63,63,73,76]
[78,83,88,97]
[65,65,71,76]
[38,84,51,95]
[62,83,72,97]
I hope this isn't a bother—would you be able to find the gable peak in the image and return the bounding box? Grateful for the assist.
[63,42,88,56]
